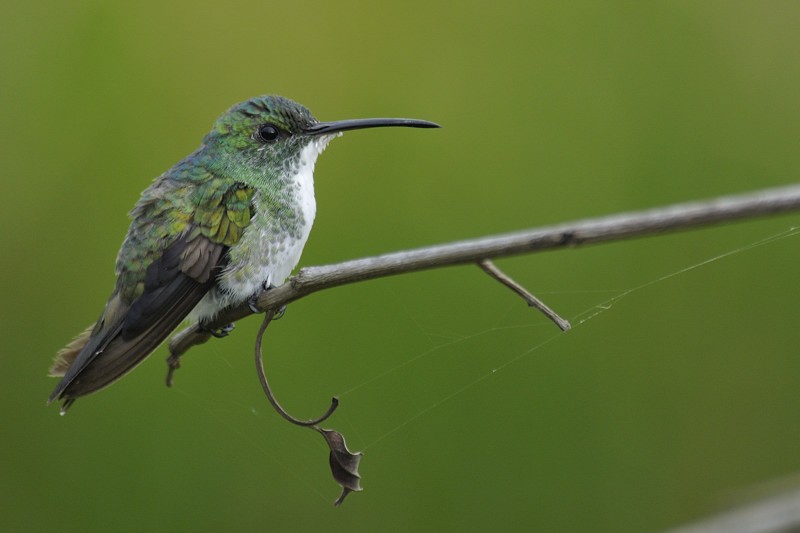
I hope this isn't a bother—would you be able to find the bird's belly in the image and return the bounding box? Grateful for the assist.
[190,192,316,322]
[188,225,312,322]
[222,225,311,297]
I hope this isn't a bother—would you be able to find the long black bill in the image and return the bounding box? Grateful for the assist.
[304,117,440,136]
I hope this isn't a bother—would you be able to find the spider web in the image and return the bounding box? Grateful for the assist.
[170,224,800,501]
[337,225,800,451]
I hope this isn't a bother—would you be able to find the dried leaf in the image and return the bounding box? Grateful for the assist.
[317,427,363,506]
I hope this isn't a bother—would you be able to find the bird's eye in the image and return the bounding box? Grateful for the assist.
[255,124,280,143]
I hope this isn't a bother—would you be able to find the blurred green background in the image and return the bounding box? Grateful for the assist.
[3,1,800,531]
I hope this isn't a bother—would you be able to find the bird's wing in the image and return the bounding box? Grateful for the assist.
[49,175,253,409]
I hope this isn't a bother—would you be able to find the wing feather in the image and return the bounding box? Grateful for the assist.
[48,235,226,405]
[48,177,254,410]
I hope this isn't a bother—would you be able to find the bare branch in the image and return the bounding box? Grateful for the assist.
[168,183,800,359]
[477,259,571,331]
[665,484,800,533]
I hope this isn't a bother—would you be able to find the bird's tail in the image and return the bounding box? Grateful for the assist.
[49,324,95,377]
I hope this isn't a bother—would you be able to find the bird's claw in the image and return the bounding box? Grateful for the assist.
[200,322,235,338]
[248,293,262,314]
[248,283,286,319]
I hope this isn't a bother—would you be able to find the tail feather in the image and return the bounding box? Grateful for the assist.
[49,324,95,377]
[49,274,213,411]
[47,234,227,412]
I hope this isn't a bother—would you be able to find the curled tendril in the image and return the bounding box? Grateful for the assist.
[254,309,339,426]
[254,306,362,505]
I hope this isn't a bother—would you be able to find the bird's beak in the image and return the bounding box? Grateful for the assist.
[304,117,440,136]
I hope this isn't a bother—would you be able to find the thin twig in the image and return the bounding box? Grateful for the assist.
[254,309,338,427]
[477,259,571,331]
[665,483,800,533]
[168,183,800,360]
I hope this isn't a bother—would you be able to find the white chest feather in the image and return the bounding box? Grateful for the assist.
[190,137,333,321]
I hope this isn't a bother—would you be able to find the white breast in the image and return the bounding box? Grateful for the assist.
[190,136,333,322]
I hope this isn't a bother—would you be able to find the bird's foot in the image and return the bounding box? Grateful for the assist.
[248,283,287,319]
[247,293,262,314]
[199,322,236,338]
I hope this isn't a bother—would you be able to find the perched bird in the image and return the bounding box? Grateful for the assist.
[48,95,439,412]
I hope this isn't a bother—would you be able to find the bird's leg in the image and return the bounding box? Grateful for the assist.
[199,321,236,338]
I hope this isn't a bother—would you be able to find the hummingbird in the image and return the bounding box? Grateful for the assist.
[48,95,439,412]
